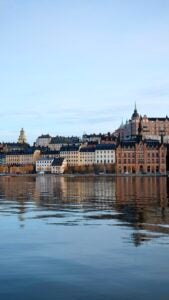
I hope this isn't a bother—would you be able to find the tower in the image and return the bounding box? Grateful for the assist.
[18,128,27,144]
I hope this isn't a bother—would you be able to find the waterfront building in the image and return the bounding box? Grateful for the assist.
[36,157,54,173]
[18,128,27,144]
[95,144,116,164]
[79,147,96,165]
[35,134,52,147]
[51,158,67,174]
[60,145,79,166]
[116,138,167,174]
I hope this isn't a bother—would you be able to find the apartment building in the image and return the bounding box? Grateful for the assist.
[60,145,79,166]
[5,149,40,165]
[36,157,54,173]
[95,144,116,164]
[79,147,95,165]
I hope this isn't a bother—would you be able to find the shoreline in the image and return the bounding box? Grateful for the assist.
[1,173,168,178]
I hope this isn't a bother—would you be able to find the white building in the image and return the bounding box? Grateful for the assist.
[36,157,54,173]
[95,144,116,164]
[35,134,52,147]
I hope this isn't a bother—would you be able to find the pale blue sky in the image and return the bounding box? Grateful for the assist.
[0,0,169,144]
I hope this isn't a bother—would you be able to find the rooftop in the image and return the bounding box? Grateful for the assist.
[60,145,79,152]
[96,144,116,150]
[37,134,51,139]
[51,157,65,166]
[79,147,96,153]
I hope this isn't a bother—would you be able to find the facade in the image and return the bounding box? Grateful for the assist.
[36,157,54,173]
[95,144,116,164]
[60,145,79,166]
[5,149,40,166]
[116,106,169,142]
[51,158,67,174]
[116,138,167,174]
[35,134,52,147]
[79,147,95,165]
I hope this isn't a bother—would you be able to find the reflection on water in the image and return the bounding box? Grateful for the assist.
[0,176,169,300]
[0,176,169,246]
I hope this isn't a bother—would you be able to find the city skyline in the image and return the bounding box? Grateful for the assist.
[0,0,169,143]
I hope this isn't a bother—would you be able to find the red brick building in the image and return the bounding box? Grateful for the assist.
[116,139,167,174]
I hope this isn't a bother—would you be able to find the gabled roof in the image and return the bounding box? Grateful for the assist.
[51,157,65,166]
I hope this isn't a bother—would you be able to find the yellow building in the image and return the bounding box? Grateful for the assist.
[6,149,40,165]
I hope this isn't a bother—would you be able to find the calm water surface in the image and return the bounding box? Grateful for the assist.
[0,175,169,300]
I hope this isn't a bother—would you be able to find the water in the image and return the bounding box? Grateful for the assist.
[0,175,169,300]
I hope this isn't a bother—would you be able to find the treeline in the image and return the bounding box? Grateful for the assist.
[0,165,34,174]
[65,164,116,174]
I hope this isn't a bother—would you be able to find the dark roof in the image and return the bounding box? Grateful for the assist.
[83,134,101,138]
[38,134,51,138]
[120,141,136,147]
[50,136,80,144]
[51,157,65,166]
[41,149,60,155]
[96,144,116,150]
[3,142,30,147]
[60,145,79,152]
[6,149,36,155]
[145,140,161,147]
[118,137,163,148]
[132,108,139,119]
[148,117,169,121]
[79,147,95,153]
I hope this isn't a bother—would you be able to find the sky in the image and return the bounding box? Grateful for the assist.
[0,0,169,144]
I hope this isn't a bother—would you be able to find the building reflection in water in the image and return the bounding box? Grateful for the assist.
[115,176,169,246]
[0,175,169,246]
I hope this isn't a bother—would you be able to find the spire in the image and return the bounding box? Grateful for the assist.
[120,118,124,128]
[132,102,139,119]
